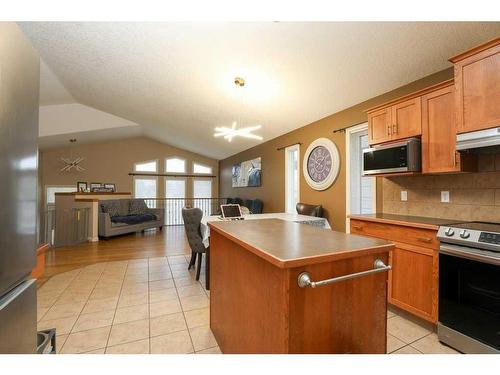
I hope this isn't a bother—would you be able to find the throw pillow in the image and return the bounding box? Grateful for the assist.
[100,200,121,217]
[129,199,148,215]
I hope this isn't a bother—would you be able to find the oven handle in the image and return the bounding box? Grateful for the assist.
[439,243,500,266]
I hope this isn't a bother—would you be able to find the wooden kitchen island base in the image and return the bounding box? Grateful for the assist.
[208,219,393,354]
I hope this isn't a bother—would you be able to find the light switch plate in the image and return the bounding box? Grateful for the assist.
[441,191,450,203]
[401,191,408,201]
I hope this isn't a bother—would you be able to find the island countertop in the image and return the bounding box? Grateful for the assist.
[208,218,393,269]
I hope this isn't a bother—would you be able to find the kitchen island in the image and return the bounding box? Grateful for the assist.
[208,219,394,354]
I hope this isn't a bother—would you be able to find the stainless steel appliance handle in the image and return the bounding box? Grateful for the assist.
[297,259,391,288]
[439,244,500,266]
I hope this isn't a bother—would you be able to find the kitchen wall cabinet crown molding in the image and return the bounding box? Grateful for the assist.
[449,37,500,134]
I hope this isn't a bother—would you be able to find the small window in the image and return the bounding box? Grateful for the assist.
[166,158,186,173]
[193,163,212,174]
[285,144,300,213]
[135,160,157,172]
[134,177,157,199]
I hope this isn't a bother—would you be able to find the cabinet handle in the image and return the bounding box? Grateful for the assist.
[392,124,398,134]
[387,126,391,136]
[417,237,433,243]
[352,225,363,230]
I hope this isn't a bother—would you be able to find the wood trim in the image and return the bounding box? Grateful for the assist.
[55,192,132,195]
[449,37,500,63]
[365,79,454,113]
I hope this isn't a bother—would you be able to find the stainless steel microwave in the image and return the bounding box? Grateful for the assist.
[363,138,421,175]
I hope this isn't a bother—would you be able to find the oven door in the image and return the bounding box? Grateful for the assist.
[439,244,500,352]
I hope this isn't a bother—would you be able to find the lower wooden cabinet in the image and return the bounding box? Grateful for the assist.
[350,219,438,323]
[388,242,438,323]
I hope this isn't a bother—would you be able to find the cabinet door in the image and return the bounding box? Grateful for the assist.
[454,43,500,133]
[421,86,458,173]
[388,242,438,323]
[390,97,422,140]
[368,107,391,145]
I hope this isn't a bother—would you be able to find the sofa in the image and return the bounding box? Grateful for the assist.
[98,198,164,239]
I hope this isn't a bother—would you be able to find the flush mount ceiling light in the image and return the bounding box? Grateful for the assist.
[214,77,263,142]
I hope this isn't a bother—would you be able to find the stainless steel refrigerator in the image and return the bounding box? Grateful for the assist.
[0,23,40,354]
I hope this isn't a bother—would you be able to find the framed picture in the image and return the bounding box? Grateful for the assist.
[90,182,102,192]
[77,181,87,192]
[104,183,116,192]
[232,157,262,187]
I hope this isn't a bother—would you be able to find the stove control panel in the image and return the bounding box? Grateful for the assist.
[479,232,500,245]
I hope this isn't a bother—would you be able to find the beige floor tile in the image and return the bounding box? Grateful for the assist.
[72,310,115,333]
[149,279,175,291]
[180,295,209,312]
[177,284,206,298]
[38,315,78,335]
[149,265,170,273]
[89,287,121,300]
[56,334,68,353]
[168,256,188,265]
[55,290,92,305]
[108,319,150,347]
[171,270,193,279]
[121,282,148,295]
[412,334,460,354]
[106,338,150,354]
[61,326,111,354]
[150,312,187,337]
[174,277,198,288]
[392,345,422,354]
[196,346,221,354]
[126,267,149,276]
[387,333,406,353]
[149,288,178,303]
[118,292,149,308]
[124,274,149,283]
[80,348,106,354]
[82,297,118,314]
[149,272,173,282]
[44,301,86,320]
[387,310,397,319]
[169,263,189,272]
[37,294,60,308]
[37,307,49,322]
[150,299,182,318]
[114,304,149,324]
[189,325,218,351]
[387,315,431,344]
[184,308,209,328]
[150,330,194,354]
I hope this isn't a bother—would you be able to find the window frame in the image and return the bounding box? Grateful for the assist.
[284,144,300,214]
[133,176,158,199]
[134,159,159,173]
[192,162,213,175]
[165,157,187,174]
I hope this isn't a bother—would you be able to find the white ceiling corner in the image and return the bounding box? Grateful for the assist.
[20,22,500,159]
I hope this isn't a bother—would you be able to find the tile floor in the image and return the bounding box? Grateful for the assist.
[37,255,459,354]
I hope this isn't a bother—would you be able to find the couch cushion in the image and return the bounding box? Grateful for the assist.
[118,199,129,216]
[129,199,148,215]
[100,200,121,217]
[111,213,157,225]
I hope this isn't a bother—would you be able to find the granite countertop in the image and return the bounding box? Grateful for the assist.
[348,213,464,230]
[208,219,393,269]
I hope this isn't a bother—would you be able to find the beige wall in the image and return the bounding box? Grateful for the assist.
[219,68,454,232]
[39,137,219,206]
[382,154,500,222]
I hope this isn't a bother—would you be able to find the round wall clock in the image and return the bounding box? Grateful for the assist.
[303,138,340,191]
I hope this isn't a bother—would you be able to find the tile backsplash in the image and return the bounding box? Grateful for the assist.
[382,154,500,222]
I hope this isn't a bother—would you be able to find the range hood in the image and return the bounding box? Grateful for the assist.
[456,127,500,154]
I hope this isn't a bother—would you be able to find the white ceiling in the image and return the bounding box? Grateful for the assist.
[20,22,500,159]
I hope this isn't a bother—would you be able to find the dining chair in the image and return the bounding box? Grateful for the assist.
[181,207,207,281]
[296,203,323,217]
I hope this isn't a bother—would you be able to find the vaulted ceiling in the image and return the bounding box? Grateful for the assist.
[20,22,500,159]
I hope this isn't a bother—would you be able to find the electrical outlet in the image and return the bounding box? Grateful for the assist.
[441,191,450,203]
[400,191,408,201]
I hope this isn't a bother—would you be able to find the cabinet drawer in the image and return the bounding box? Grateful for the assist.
[350,219,438,250]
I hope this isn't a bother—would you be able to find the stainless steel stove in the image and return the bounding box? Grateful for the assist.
[437,222,500,354]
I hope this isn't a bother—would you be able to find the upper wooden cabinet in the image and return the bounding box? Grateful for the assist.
[367,97,422,145]
[450,37,500,134]
[421,81,476,174]
[391,97,422,139]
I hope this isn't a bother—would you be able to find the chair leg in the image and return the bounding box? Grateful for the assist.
[196,253,202,281]
[188,252,196,270]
